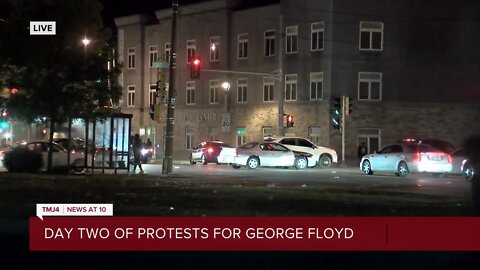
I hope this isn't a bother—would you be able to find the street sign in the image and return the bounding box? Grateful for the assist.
[153,61,169,69]
[221,113,230,132]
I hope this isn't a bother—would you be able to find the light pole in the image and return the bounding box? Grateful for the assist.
[81,36,91,171]
[221,81,230,111]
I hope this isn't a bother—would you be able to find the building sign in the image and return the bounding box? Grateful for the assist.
[183,113,218,122]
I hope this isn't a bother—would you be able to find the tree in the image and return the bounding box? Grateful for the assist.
[0,0,122,172]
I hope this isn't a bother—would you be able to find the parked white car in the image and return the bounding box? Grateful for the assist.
[266,136,338,168]
[231,142,311,170]
[25,141,86,172]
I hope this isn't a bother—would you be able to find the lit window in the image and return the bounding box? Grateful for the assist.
[210,36,220,62]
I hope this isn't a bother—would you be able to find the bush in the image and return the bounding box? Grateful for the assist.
[4,147,43,173]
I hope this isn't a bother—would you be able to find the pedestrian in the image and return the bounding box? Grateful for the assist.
[132,134,144,174]
[146,138,153,149]
[357,142,367,162]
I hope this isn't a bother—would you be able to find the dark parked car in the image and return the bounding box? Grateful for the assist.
[190,141,234,165]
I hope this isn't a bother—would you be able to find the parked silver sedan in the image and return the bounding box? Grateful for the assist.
[231,142,310,170]
[360,143,452,177]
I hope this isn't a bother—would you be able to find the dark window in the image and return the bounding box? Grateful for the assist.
[391,145,403,153]
[280,138,296,146]
[297,139,313,148]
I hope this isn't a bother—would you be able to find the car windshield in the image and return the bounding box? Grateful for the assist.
[406,144,443,153]
[210,142,232,148]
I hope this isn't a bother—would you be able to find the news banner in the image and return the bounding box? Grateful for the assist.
[30,203,480,251]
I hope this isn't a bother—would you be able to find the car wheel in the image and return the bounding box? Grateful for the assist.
[189,155,196,165]
[397,161,409,177]
[201,154,207,165]
[72,159,85,173]
[463,165,475,181]
[295,156,308,170]
[246,156,259,169]
[361,160,373,175]
[232,165,241,169]
[318,155,332,168]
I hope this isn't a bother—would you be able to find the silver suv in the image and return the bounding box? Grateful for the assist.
[266,136,338,168]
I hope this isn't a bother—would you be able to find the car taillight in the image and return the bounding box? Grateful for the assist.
[207,147,214,153]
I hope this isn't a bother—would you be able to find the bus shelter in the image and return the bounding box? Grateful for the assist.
[61,113,132,174]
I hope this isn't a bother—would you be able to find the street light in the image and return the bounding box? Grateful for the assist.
[82,37,91,46]
[221,81,230,111]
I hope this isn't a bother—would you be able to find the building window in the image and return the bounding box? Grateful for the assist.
[359,21,383,51]
[209,80,220,104]
[264,30,275,57]
[208,127,219,141]
[311,22,324,51]
[236,127,246,146]
[310,72,323,100]
[149,46,158,68]
[149,84,157,106]
[358,72,382,100]
[186,40,196,64]
[309,127,322,145]
[210,36,220,62]
[237,78,247,103]
[186,127,194,150]
[164,43,171,63]
[358,128,381,154]
[238,34,248,59]
[286,25,298,54]
[263,77,274,102]
[262,126,274,140]
[127,85,135,107]
[127,47,135,69]
[285,74,297,101]
[186,81,195,105]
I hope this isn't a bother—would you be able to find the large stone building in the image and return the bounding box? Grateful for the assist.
[114,0,480,161]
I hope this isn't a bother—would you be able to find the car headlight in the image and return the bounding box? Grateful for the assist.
[141,149,148,155]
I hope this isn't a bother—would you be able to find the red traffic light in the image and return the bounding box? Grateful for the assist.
[190,57,201,79]
[10,88,19,94]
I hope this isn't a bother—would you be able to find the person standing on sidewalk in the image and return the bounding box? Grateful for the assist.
[357,142,367,163]
[132,134,144,174]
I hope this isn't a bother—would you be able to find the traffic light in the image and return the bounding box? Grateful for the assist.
[344,96,353,116]
[149,105,155,120]
[286,114,295,128]
[0,118,8,129]
[190,57,201,79]
[10,88,18,95]
[331,97,342,130]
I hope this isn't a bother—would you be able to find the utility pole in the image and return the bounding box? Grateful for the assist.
[162,0,178,174]
[278,14,284,136]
